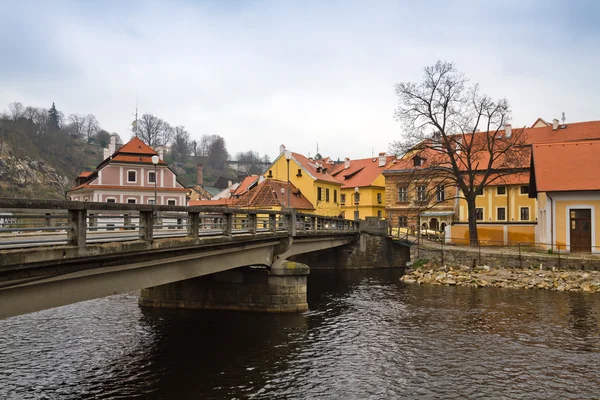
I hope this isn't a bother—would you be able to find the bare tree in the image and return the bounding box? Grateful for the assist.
[84,114,100,142]
[8,102,25,121]
[191,140,198,157]
[67,114,87,138]
[137,113,173,148]
[391,61,528,245]
[24,106,37,121]
[170,126,191,162]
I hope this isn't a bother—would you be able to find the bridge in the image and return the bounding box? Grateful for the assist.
[0,199,409,320]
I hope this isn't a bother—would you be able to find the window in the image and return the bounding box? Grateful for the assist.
[398,186,408,202]
[148,199,156,205]
[148,171,156,183]
[317,187,322,201]
[497,207,506,221]
[398,216,408,227]
[354,193,360,203]
[106,198,116,203]
[475,208,484,221]
[377,193,382,204]
[127,170,137,183]
[497,186,506,195]
[127,199,136,204]
[416,185,426,202]
[436,186,445,202]
[520,185,529,195]
[377,210,382,218]
[340,194,346,204]
[326,188,330,202]
[413,156,422,167]
[333,190,337,203]
[296,168,302,177]
[476,187,484,196]
[520,207,529,221]
[167,199,176,206]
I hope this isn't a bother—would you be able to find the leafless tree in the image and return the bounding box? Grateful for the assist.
[8,102,25,121]
[137,113,173,148]
[67,114,87,138]
[83,114,100,142]
[191,140,198,157]
[391,61,528,245]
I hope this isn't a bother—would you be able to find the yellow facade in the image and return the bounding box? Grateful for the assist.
[447,224,536,246]
[551,198,600,252]
[339,174,386,220]
[265,155,342,217]
[457,184,537,223]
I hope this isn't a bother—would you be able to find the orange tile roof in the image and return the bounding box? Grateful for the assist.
[232,175,260,197]
[525,120,600,144]
[117,136,159,155]
[330,155,395,188]
[234,179,315,210]
[291,152,342,185]
[531,140,600,192]
[78,171,92,178]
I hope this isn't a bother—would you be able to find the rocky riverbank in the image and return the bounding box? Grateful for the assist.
[401,263,600,293]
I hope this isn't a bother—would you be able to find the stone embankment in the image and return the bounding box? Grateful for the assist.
[401,264,600,293]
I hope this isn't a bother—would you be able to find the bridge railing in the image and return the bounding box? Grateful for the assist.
[0,199,359,250]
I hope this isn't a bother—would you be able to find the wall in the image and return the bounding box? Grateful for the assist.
[291,232,409,269]
[457,184,537,223]
[551,192,600,253]
[447,223,536,246]
[413,245,600,271]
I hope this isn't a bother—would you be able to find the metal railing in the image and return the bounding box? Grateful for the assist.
[0,199,360,250]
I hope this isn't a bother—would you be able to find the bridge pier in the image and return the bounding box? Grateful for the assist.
[139,261,309,312]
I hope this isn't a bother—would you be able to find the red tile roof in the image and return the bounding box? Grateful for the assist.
[234,179,315,210]
[524,120,600,144]
[330,155,395,188]
[78,171,92,178]
[531,140,600,192]
[189,198,235,206]
[291,152,342,185]
[232,175,260,197]
[117,136,159,155]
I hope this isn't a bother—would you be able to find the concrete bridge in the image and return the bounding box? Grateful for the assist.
[0,199,409,319]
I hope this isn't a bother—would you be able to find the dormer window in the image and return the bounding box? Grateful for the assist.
[267,170,273,178]
[413,156,422,167]
[296,169,302,177]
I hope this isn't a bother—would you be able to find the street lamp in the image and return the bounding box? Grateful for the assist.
[354,186,359,220]
[284,150,292,209]
[280,187,285,208]
[151,155,159,205]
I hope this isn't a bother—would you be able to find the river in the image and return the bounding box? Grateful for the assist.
[1,269,599,399]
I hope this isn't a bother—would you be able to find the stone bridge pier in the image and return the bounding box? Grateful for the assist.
[139,261,310,313]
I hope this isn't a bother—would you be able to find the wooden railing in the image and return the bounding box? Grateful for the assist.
[0,199,359,250]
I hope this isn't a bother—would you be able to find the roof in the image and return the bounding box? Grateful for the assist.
[78,171,92,178]
[531,140,600,193]
[189,198,235,206]
[330,155,395,188]
[290,152,342,185]
[232,175,260,197]
[531,118,551,128]
[234,179,315,210]
[524,120,600,144]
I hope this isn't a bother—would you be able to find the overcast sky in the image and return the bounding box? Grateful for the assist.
[1,0,599,160]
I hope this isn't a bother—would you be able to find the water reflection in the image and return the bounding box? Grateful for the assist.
[0,269,599,399]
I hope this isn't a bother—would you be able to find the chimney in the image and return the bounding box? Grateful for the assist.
[552,119,559,130]
[344,157,350,169]
[228,180,232,187]
[378,152,386,167]
[157,145,164,160]
[103,148,110,159]
[196,163,204,186]
[279,144,286,154]
[505,124,512,138]
[108,135,117,154]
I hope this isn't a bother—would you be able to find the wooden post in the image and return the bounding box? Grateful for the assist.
[68,209,87,247]
[140,210,154,241]
[187,212,199,238]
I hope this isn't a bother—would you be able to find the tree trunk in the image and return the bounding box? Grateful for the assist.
[466,196,479,247]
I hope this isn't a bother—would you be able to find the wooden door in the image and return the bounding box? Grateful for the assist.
[570,209,592,253]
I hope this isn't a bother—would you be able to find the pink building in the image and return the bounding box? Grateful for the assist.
[68,136,188,206]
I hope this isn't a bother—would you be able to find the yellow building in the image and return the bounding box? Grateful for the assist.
[265,147,342,217]
[330,153,395,220]
[531,140,600,253]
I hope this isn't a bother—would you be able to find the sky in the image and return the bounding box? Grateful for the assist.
[1,0,600,161]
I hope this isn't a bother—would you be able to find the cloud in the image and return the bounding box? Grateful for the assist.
[1,0,599,160]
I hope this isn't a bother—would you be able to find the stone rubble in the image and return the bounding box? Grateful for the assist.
[401,263,600,293]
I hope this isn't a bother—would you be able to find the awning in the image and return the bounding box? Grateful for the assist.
[418,211,454,217]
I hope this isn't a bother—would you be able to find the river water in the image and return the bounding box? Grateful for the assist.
[1,269,599,399]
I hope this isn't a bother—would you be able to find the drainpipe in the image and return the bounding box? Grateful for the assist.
[547,193,554,251]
